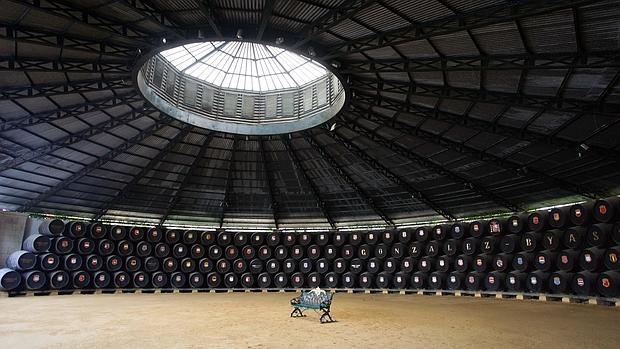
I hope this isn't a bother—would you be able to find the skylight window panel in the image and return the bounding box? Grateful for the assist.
[266,46,284,56]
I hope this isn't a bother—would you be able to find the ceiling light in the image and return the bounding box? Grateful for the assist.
[162,37,167,44]
[236,29,243,39]
[329,123,337,132]
[275,37,284,45]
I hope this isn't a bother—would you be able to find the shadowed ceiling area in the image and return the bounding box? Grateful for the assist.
[0,0,619,229]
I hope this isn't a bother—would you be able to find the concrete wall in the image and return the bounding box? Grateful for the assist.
[0,211,28,267]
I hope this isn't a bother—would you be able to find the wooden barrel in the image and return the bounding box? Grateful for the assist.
[128,227,145,242]
[446,271,464,290]
[548,271,573,294]
[290,272,304,288]
[431,225,448,241]
[283,259,296,274]
[250,232,264,246]
[37,219,65,237]
[47,270,70,290]
[200,231,215,246]
[492,253,512,272]
[348,258,363,274]
[283,232,296,247]
[579,247,605,271]
[349,231,363,246]
[162,257,178,273]
[241,245,255,260]
[105,255,123,272]
[125,256,141,273]
[63,253,82,271]
[425,241,440,257]
[198,258,213,274]
[366,258,380,274]
[340,244,355,260]
[97,239,114,256]
[90,223,108,240]
[488,219,505,236]
[22,270,46,290]
[505,272,527,292]
[333,258,347,274]
[534,250,557,272]
[64,221,86,239]
[307,244,321,260]
[72,271,90,289]
[428,272,446,290]
[208,245,223,260]
[586,223,612,247]
[274,272,288,288]
[418,256,434,273]
[469,221,487,238]
[473,254,491,273]
[435,255,451,273]
[109,225,126,240]
[146,228,163,243]
[170,272,187,288]
[50,236,73,255]
[240,273,255,288]
[411,272,426,289]
[480,236,499,254]
[76,238,95,255]
[332,232,346,247]
[181,258,196,273]
[358,272,374,288]
[22,234,51,253]
[526,271,549,293]
[541,229,563,251]
[506,214,527,234]
[207,273,222,288]
[484,272,505,291]
[117,240,134,257]
[454,255,471,273]
[500,234,519,253]
[442,239,459,256]
[266,259,280,274]
[596,271,620,297]
[375,272,391,289]
[324,245,337,260]
[298,233,312,247]
[512,252,532,272]
[556,249,580,271]
[216,259,231,274]
[569,202,593,226]
[527,211,548,232]
[393,272,408,289]
[0,268,20,291]
[249,258,264,274]
[414,227,429,242]
[398,229,413,244]
[307,272,321,288]
[172,243,187,259]
[233,258,247,274]
[390,243,405,259]
[85,255,103,272]
[224,245,238,260]
[450,223,467,239]
[151,271,168,288]
[462,237,478,256]
[409,241,424,258]
[188,272,204,288]
[143,256,159,272]
[316,232,330,246]
[38,253,60,271]
[113,271,131,288]
[316,258,329,274]
[563,227,586,249]
[325,272,339,288]
[593,197,620,223]
[604,246,620,270]
[93,271,111,289]
[548,206,569,228]
[341,272,355,288]
[520,231,541,252]
[133,271,149,288]
[136,241,152,257]
[465,272,483,291]
[383,257,398,274]
[364,231,379,245]
[374,243,388,259]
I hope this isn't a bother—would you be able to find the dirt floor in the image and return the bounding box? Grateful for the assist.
[0,292,618,349]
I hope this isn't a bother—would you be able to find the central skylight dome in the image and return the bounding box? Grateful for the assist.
[136,40,346,135]
[160,41,329,92]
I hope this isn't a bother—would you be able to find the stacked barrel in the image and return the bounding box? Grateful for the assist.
[1,197,620,298]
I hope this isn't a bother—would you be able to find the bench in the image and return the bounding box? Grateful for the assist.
[290,289,334,323]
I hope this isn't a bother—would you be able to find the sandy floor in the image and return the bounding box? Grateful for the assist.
[0,292,618,349]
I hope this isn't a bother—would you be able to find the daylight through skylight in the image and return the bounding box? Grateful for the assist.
[159,41,329,92]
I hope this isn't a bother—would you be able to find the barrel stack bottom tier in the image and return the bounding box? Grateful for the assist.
[2,197,620,300]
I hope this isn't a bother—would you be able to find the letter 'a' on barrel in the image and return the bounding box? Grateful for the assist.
[22,234,50,253]
[0,268,21,291]
[593,197,620,223]
[6,250,36,271]
[596,271,620,298]
[505,272,526,292]
[22,270,46,290]
[563,226,586,249]
[38,219,65,236]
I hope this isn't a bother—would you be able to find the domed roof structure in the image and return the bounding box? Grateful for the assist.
[0,0,618,229]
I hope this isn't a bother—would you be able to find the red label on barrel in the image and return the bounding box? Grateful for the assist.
[599,205,607,215]
[553,213,560,221]
[532,216,539,225]
[602,278,610,288]
[561,255,568,264]
[610,253,618,263]
[575,209,582,217]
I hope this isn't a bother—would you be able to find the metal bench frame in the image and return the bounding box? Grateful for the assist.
[290,290,334,323]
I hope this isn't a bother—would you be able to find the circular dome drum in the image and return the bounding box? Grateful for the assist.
[136,40,346,135]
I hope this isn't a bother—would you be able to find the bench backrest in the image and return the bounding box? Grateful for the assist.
[300,290,332,305]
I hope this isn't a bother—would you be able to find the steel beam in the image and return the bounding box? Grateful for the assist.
[92,124,193,221]
[281,136,336,229]
[19,115,174,212]
[321,0,600,59]
[0,78,130,101]
[259,138,279,229]
[302,131,395,227]
[219,135,237,228]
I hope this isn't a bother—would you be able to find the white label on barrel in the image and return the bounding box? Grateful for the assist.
[369,233,374,239]
[476,259,482,266]
[450,276,456,282]
[455,226,460,233]
[404,261,410,267]
[488,276,495,284]
[585,254,592,262]
[439,260,445,267]
[421,261,427,267]
[468,276,474,283]
[517,257,523,264]
[457,259,463,266]
[512,219,518,227]
[370,262,376,268]
[418,229,424,236]
[353,235,358,240]
[530,277,537,285]
[496,260,503,268]
[385,232,391,239]
[509,277,515,284]
[387,261,393,268]
[538,256,546,264]
[431,276,437,283]
[553,277,560,285]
